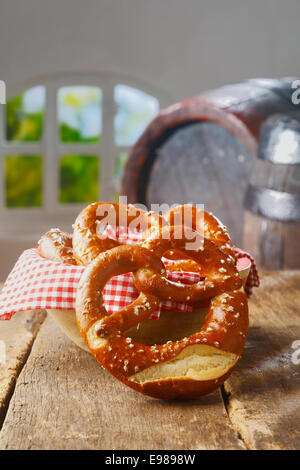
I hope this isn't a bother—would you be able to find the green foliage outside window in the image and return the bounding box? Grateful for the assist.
[114,152,128,201]
[60,155,99,204]
[58,86,102,143]
[59,123,99,143]
[6,87,45,142]
[4,84,158,208]
[5,155,43,207]
[115,84,159,146]
[115,152,128,180]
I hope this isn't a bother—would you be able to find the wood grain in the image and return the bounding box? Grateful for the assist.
[146,122,254,247]
[0,282,46,428]
[0,271,299,450]
[0,316,244,450]
[223,270,300,450]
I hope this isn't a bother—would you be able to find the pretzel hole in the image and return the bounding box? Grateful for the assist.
[87,322,108,350]
[124,305,209,346]
[129,345,238,384]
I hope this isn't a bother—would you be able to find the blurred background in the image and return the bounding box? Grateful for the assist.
[0,0,300,278]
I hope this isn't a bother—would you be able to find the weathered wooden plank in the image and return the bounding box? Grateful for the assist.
[0,282,46,427]
[2,271,298,450]
[0,315,244,450]
[223,270,300,450]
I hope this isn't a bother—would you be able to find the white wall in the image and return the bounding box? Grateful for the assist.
[0,0,300,279]
[1,0,300,101]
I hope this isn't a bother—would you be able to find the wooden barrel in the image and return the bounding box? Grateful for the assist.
[121,77,299,263]
[243,112,300,269]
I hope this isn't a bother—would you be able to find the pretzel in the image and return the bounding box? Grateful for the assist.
[76,234,248,400]
[76,244,163,331]
[134,225,242,303]
[163,205,235,260]
[73,202,164,266]
[39,229,77,265]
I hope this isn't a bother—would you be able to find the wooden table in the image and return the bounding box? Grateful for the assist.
[0,271,299,450]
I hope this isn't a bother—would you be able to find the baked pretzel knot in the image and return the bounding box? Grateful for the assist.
[135,225,242,302]
[164,205,235,260]
[39,229,77,265]
[76,230,248,400]
[73,202,164,266]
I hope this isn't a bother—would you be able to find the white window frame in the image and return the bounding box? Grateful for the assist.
[0,75,168,238]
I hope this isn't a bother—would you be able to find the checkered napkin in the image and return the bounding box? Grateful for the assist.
[0,227,259,321]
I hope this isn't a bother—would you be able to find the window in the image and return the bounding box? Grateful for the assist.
[0,76,161,235]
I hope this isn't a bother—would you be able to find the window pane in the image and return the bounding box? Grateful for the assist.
[58,87,102,143]
[5,155,43,207]
[114,84,159,146]
[115,152,128,180]
[114,152,128,201]
[6,86,45,142]
[60,155,99,204]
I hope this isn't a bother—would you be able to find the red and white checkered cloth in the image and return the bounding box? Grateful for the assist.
[234,249,260,297]
[0,227,259,321]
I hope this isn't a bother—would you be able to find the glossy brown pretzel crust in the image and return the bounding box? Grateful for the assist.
[76,231,248,399]
[39,229,77,265]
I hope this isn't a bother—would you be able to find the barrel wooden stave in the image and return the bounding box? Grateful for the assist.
[243,110,300,269]
[146,121,253,246]
[243,212,300,269]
